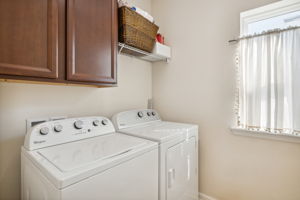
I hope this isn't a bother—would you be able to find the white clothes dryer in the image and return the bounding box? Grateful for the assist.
[21,116,159,200]
[112,109,199,200]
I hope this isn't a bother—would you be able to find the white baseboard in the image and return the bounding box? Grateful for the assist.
[199,193,218,200]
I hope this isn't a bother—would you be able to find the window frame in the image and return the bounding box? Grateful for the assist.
[240,0,300,36]
[232,0,300,143]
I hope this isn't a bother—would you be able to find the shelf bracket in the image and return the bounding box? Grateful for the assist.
[118,44,125,54]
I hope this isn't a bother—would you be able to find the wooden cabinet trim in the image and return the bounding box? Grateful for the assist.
[48,0,59,78]
[111,0,118,83]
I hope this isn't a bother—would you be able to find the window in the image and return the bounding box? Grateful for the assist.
[247,10,300,34]
[233,0,300,140]
[240,0,300,35]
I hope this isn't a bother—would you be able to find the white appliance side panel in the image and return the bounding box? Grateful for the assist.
[185,137,198,199]
[62,149,159,200]
[21,152,60,200]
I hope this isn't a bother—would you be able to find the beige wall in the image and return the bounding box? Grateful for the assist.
[2,0,300,200]
[151,0,300,200]
[0,1,151,199]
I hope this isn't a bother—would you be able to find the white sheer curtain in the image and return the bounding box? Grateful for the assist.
[237,28,300,135]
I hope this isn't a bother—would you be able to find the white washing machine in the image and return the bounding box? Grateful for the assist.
[112,109,199,200]
[21,116,159,200]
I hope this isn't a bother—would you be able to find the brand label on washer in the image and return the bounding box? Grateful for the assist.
[33,140,46,144]
[73,130,88,135]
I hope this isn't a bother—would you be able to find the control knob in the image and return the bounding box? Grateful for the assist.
[137,111,144,118]
[74,120,83,129]
[102,119,109,126]
[54,125,63,132]
[93,120,100,126]
[147,111,152,116]
[40,127,49,135]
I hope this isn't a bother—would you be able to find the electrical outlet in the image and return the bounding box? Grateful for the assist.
[148,98,153,109]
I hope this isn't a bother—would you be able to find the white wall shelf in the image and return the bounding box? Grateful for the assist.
[118,42,170,63]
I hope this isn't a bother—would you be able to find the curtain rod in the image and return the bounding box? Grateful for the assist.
[228,26,300,44]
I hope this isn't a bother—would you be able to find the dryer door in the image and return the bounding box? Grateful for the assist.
[166,137,198,200]
[166,142,187,200]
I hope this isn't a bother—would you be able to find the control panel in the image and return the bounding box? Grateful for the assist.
[24,117,115,151]
[112,109,161,130]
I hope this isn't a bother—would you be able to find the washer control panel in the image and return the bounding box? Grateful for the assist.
[112,109,161,130]
[24,117,115,150]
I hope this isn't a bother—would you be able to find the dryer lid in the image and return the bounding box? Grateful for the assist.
[37,133,150,172]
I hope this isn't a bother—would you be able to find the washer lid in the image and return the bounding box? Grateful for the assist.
[120,121,197,143]
[37,133,150,172]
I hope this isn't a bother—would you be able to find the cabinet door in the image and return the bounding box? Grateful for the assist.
[67,0,117,84]
[0,0,59,78]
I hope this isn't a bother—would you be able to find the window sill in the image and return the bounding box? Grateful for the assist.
[230,127,300,144]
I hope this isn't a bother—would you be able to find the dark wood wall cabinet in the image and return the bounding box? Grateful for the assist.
[0,0,117,87]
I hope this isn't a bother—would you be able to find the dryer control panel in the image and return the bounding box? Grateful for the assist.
[24,117,115,150]
[112,109,161,130]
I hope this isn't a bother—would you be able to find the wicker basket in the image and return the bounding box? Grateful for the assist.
[119,6,159,53]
